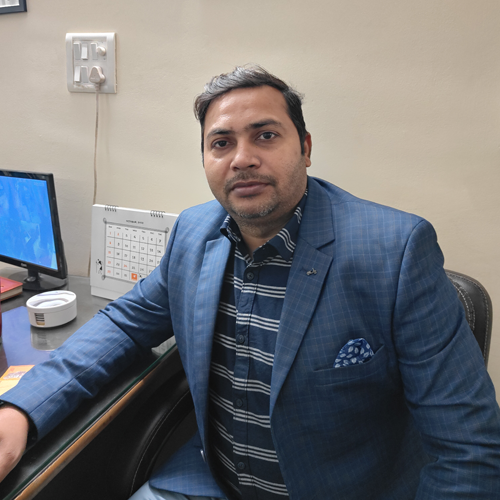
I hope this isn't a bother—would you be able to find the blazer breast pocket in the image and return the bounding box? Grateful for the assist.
[295,344,399,434]
[312,344,388,387]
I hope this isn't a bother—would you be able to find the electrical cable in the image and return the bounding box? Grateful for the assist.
[89,65,105,206]
[87,66,105,275]
[87,87,100,277]
[93,87,99,206]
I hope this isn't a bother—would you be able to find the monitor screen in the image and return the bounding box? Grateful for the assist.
[0,170,67,291]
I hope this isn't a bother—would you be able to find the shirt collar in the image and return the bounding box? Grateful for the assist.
[220,188,308,263]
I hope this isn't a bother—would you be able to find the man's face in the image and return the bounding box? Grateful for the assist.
[203,86,311,229]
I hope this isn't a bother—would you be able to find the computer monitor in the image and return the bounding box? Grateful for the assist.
[0,170,68,291]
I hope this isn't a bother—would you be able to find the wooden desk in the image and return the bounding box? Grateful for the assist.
[0,271,180,500]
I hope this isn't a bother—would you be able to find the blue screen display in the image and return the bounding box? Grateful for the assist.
[0,176,58,270]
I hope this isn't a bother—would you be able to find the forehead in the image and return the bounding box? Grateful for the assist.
[203,86,291,134]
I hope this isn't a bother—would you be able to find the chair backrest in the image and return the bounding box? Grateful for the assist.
[445,270,493,366]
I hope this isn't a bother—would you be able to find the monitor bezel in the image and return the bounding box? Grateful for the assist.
[0,169,68,281]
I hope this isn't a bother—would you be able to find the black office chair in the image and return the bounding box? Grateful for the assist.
[107,370,196,499]
[445,269,493,366]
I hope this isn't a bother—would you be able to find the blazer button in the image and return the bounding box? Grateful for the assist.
[246,272,254,280]
[237,461,245,470]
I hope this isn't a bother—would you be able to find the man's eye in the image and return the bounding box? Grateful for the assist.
[213,140,228,148]
[259,132,276,140]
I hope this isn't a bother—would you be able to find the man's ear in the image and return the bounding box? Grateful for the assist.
[303,133,312,167]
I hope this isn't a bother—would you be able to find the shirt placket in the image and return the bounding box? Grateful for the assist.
[233,255,260,499]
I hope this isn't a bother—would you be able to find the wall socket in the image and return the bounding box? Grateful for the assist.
[66,33,116,93]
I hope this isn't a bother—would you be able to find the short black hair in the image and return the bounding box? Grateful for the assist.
[194,65,308,156]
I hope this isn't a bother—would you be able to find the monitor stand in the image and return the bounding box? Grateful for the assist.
[10,269,68,292]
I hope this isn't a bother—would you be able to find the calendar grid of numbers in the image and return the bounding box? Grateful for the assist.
[105,223,166,282]
[90,205,178,300]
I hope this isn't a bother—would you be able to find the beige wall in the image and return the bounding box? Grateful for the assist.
[1,0,499,394]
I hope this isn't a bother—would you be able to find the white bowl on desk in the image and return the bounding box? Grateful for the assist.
[26,290,77,328]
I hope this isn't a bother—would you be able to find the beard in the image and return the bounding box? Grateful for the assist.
[229,200,276,220]
[221,173,279,220]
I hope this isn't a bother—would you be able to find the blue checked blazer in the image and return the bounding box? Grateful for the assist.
[3,177,500,499]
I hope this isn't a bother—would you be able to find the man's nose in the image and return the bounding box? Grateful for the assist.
[230,141,260,171]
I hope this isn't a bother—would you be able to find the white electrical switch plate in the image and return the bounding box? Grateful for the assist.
[66,33,116,93]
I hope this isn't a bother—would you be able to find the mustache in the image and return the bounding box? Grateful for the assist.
[224,173,276,195]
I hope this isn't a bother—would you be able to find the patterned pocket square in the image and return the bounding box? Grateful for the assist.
[334,338,374,368]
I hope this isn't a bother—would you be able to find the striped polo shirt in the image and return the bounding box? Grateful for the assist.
[208,190,308,500]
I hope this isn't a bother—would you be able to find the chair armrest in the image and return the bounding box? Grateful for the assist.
[107,370,194,499]
[445,269,493,365]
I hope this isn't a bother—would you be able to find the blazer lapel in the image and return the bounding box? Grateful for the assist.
[191,235,231,444]
[270,178,335,417]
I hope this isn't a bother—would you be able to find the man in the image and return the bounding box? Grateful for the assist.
[0,66,499,500]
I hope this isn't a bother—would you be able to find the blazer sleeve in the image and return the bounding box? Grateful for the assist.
[393,219,500,498]
[0,219,181,441]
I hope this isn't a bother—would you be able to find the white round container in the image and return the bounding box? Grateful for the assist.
[26,290,77,328]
